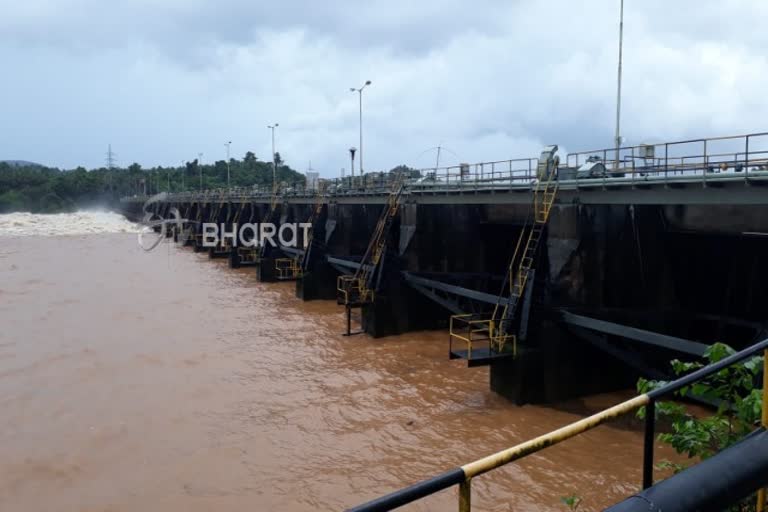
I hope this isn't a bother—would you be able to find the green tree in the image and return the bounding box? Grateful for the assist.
[0,153,306,213]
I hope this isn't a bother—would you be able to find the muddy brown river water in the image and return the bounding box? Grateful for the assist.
[0,220,672,511]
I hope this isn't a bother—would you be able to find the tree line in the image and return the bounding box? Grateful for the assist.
[0,152,305,213]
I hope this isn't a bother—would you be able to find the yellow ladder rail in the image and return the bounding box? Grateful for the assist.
[339,172,407,306]
[490,172,558,354]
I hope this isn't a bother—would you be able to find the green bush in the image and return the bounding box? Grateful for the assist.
[637,342,763,510]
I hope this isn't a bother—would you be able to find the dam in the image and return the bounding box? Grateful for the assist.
[122,131,768,407]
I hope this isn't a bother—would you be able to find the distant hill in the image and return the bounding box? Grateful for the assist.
[0,160,45,168]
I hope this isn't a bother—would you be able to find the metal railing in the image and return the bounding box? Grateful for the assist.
[337,275,373,306]
[449,315,493,360]
[121,158,542,203]
[449,314,516,362]
[237,246,258,263]
[275,257,302,280]
[119,132,768,205]
[407,158,539,190]
[347,338,768,512]
[565,132,768,183]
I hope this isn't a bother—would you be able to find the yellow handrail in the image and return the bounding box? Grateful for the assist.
[275,258,302,279]
[449,315,517,360]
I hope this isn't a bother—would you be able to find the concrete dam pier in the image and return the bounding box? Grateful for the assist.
[123,132,768,405]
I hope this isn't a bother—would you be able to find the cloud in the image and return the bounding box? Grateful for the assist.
[1,0,767,174]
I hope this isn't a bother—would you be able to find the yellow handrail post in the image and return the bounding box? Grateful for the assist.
[458,479,471,512]
[460,395,650,480]
[467,322,473,360]
[757,348,768,512]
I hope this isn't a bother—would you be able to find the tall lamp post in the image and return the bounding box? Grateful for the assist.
[614,0,625,170]
[267,124,279,192]
[224,141,232,189]
[350,80,371,175]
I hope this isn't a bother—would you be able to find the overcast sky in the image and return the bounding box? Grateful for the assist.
[1,0,767,175]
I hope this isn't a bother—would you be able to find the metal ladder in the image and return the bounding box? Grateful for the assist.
[337,171,407,309]
[449,150,560,366]
[490,172,558,353]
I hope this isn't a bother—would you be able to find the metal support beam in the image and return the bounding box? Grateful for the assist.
[330,263,353,275]
[327,256,373,273]
[406,282,463,315]
[402,272,506,306]
[279,246,305,257]
[561,311,708,356]
[569,326,666,380]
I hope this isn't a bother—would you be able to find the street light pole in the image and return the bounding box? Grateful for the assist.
[268,124,279,192]
[225,141,232,190]
[180,160,186,191]
[350,80,371,175]
[614,0,625,169]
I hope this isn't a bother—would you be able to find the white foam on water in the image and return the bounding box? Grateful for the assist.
[0,211,139,237]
